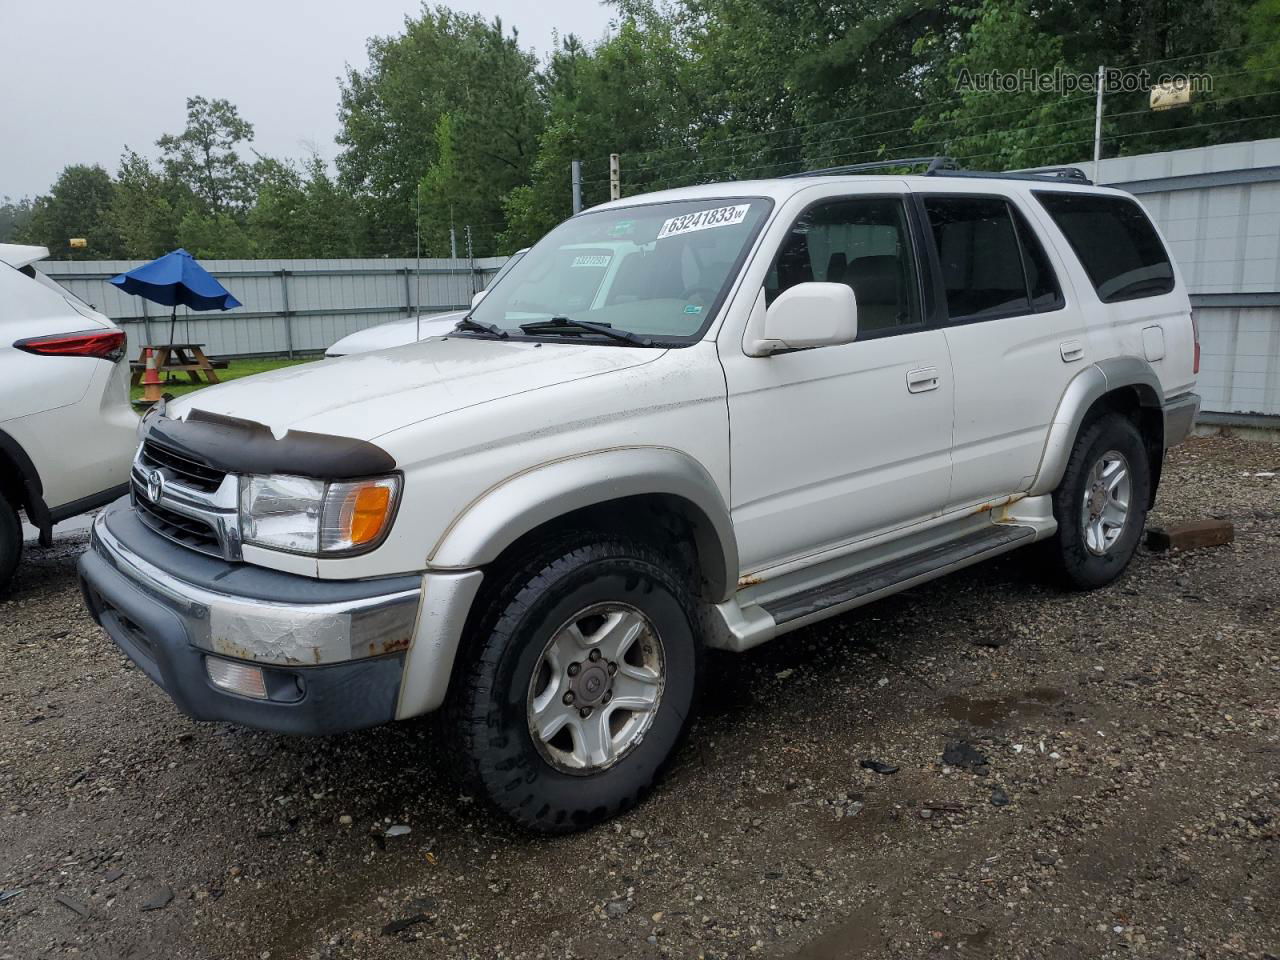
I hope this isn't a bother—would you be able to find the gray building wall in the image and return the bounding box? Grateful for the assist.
[1098,137,1280,418]
[38,257,507,361]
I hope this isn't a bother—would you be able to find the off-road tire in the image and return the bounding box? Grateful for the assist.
[1044,412,1151,590]
[0,498,22,596]
[447,533,701,833]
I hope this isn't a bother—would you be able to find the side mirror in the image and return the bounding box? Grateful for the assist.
[761,282,858,351]
[471,289,488,309]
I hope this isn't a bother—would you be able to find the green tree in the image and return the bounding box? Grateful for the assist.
[18,164,123,259]
[924,0,1090,170]
[337,7,542,255]
[0,196,34,243]
[250,155,363,257]
[157,96,258,215]
[501,8,701,248]
[176,209,251,259]
[109,149,184,259]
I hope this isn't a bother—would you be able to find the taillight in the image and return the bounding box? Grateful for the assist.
[14,329,126,362]
[1190,309,1200,375]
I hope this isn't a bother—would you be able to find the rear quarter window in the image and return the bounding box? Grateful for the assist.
[1034,192,1175,303]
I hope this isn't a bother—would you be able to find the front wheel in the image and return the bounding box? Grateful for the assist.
[0,498,21,596]
[1043,412,1151,590]
[448,536,700,832]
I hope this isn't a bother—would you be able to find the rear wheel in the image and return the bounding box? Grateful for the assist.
[448,535,700,832]
[0,498,21,596]
[1044,413,1151,589]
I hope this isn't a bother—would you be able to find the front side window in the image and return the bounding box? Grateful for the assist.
[467,198,771,343]
[1034,192,1174,302]
[765,197,921,334]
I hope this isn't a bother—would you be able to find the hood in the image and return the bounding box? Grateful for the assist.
[169,335,663,442]
[325,311,465,357]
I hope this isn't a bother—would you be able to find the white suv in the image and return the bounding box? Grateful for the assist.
[78,165,1199,831]
[1,244,136,593]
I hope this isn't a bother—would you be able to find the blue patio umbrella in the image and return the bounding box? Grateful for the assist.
[110,248,241,345]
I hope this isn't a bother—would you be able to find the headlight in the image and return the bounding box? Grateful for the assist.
[239,474,401,556]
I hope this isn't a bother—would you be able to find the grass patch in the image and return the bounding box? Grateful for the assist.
[131,356,316,404]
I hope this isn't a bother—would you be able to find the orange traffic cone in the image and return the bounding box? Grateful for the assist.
[141,348,163,405]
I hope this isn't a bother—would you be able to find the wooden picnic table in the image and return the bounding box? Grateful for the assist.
[130,343,223,387]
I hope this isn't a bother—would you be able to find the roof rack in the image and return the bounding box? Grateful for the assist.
[779,156,946,178]
[782,155,1093,185]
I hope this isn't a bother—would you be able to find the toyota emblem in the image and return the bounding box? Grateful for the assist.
[145,468,164,503]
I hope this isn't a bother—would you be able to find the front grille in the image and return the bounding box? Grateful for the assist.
[141,439,227,493]
[133,482,222,555]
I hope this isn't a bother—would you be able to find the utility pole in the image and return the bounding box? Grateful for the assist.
[464,224,475,295]
[449,204,458,259]
[415,181,422,343]
[571,159,583,214]
[1093,64,1107,184]
[609,154,621,201]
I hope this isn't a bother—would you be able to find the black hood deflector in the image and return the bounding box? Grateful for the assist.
[146,409,396,480]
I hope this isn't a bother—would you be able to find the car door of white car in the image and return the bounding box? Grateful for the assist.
[912,187,1087,510]
[720,188,955,575]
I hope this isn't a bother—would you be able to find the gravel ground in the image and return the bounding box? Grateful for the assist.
[1,435,1277,960]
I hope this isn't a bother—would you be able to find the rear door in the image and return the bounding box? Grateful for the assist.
[721,188,955,573]
[914,188,1086,509]
[1031,190,1195,401]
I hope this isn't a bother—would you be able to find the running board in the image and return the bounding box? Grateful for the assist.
[709,522,1039,652]
[763,523,1033,625]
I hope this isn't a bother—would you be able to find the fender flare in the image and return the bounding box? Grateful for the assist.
[0,427,51,542]
[1029,356,1164,497]
[428,446,739,602]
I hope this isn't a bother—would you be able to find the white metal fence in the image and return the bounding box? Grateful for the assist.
[39,256,507,360]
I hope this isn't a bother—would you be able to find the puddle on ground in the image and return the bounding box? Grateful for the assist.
[941,686,1065,729]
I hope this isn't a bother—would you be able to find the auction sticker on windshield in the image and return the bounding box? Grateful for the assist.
[656,204,751,240]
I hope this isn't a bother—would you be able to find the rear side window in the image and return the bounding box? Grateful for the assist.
[1034,192,1174,302]
[923,196,1063,322]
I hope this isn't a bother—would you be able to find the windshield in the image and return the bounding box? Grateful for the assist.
[484,248,526,290]
[467,198,771,343]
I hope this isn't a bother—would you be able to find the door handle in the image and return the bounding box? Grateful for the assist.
[1060,339,1085,363]
[906,366,940,393]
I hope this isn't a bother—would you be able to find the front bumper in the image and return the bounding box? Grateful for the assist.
[78,499,422,735]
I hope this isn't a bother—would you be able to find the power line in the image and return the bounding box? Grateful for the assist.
[1111,38,1280,75]
[590,71,1280,189]
[640,100,1280,192]
[611,44,1280,171]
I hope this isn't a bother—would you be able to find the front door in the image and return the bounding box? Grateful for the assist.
[721,193,955,575]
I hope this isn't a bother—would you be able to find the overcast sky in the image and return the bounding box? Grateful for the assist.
[0,0,615,199]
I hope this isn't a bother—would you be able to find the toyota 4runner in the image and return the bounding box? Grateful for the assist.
[79,164,1199,832]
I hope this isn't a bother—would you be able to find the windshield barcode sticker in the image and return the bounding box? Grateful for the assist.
[656,204,751,240]
[571,254,612,268]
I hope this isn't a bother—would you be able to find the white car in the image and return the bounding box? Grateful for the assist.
[324,249,529,357]
[79,165,1198,832]
[1,244,136,592]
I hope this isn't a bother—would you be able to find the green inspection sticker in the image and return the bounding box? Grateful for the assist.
[683,304,704,314]
[609,220,635,237]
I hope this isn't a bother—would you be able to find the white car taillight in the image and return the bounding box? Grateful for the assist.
[14,328,127,362]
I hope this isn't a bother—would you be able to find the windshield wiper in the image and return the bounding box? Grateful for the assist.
[519,316,653,347]
[452,316,509,338]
